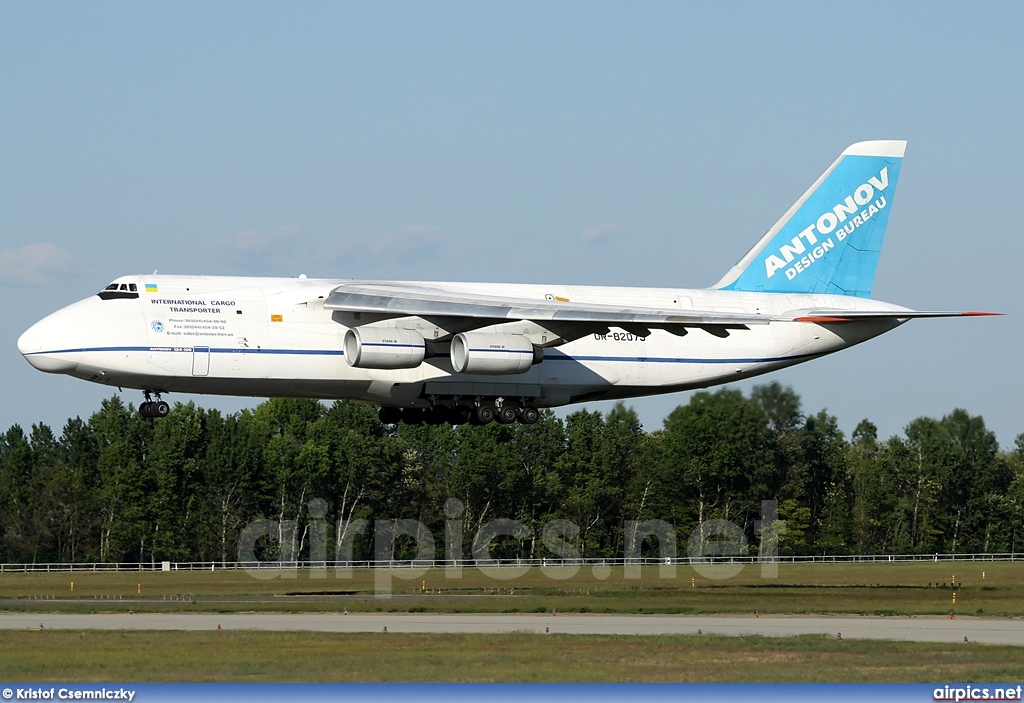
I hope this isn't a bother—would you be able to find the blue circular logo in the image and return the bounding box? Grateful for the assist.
[151,320,164,333]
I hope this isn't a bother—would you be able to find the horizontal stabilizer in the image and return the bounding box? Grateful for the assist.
[792,310,1003,323]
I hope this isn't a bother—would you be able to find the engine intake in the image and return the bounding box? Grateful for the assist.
[451,332,536,375]
[344,327,425,369]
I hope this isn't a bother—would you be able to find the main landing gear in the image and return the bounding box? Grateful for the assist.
[139,391,170,418]
[379,399,540,427]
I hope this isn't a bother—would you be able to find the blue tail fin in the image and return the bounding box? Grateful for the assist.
[713,140,905,297]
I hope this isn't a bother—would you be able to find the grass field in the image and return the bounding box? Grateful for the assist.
[3,564,1020,683]
[2,630,1021,682]
[1,562,1020,616]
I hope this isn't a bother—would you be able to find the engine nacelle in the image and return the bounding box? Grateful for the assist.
[344,327,425,369]
[451,332,536,375]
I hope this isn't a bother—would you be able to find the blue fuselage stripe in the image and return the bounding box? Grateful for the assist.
[27,346,344,356]
[25,346,819,365]
[544,352,821,364]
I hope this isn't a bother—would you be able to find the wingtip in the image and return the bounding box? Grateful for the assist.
[961,311,1004,317]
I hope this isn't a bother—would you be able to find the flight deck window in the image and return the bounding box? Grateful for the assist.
[97,281,140,300]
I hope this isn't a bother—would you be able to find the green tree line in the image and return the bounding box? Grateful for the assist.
[2,383,1023,564]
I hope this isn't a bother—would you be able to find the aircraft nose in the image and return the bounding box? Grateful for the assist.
[18,319,46,355]
[18,314,78,373]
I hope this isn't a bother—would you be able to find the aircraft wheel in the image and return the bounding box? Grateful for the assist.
[518,406,540,425]
[378,406,402,425]
[153,401,170,418]
[402,408,426,425]
[471,404,495,425]
[139,402,153,418]
[426,405,450,425]
[450,404,473,425]
[495,405,518,424]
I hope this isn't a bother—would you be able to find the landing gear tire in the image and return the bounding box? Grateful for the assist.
[426,405,450,425]
[471,404,495,425]
[450,404,473,426]
[495,405,518,424]
[140,399,170,418]
[378,406,402,425]
[402,408,426,426]
[518,406,540,425]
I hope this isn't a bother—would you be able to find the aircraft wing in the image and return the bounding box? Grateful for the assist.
[323,283,764,333]
[323,283,1000,339]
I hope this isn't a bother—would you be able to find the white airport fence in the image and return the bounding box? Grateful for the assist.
[0,552,1021,573]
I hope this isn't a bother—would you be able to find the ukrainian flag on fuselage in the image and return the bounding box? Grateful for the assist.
[145,283,158,293]
[715,140,906,298]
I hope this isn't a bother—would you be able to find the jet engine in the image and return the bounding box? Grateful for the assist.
[450,332,537,375]
[344,327,425,369]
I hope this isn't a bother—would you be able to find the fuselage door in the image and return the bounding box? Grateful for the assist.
[192,346,211,376]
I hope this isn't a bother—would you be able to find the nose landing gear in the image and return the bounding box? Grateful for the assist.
[139,392,170,418]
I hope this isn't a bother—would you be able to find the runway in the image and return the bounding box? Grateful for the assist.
[2,613,1021,644]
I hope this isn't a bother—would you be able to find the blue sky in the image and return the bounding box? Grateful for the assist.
[2,2,1021,445]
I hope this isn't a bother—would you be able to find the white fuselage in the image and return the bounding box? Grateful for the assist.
[17,274,907,408]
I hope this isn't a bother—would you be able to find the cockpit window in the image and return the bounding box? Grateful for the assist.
[97,281,140,300]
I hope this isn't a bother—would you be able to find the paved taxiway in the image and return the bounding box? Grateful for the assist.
[2,613,1021,645]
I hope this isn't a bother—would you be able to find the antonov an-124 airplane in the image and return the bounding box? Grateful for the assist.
[18,140,998,425]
